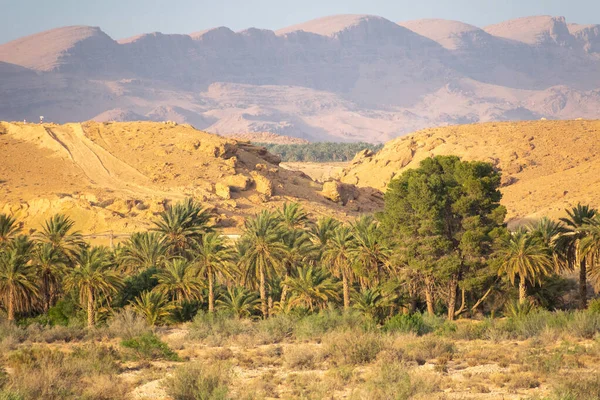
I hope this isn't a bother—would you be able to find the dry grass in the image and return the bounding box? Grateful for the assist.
[3,313,600,399]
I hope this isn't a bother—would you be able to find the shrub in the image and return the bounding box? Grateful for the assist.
[294,310,372,340]
[47,298,80,327]
[106,309,151,340]
[571,311,600,339]
[588,298,600,314]
[284,345,320,370]
[188,312,252,345]
[164,362,231,400]
[350,361,441,400]
[550,374,600,400]
[0,320,25,343]
[403,336,455,365]
[120,333,180,361]
[3,345,127,400]
[323,330,384,366]
[384,313,430,335]
[254,314,296,344]
[24,324,86,344]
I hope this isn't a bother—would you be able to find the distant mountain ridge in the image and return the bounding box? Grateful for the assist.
[1,14,600,142]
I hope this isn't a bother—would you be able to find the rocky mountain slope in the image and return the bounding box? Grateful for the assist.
[339,120,600,223]
[0,121,380,236]
[1,15,600,142]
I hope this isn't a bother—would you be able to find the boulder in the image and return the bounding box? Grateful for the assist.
[215,182,231,199]
[250,171,274,198]
[322,180,359,205]
[223,174,253,192]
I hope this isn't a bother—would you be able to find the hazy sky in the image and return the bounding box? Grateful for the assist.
[1,0,598,43]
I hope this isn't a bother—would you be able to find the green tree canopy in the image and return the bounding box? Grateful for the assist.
[379,155,507,319]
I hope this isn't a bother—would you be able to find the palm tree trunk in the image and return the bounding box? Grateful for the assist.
[208,266,214,313]
[259,266,267,319]
[87,288,95,328]
[519,274,527,305]
[280,277,289,306]
[7,286,15,321]
[580,259,588,309]
[342,272,350,310]
[447,274,458,321]
[43,276,50,313]
[424,276,435,316]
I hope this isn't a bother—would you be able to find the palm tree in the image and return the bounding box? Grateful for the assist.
[32,243,67,312]
[558,204,598,308]
[194,232,234,313]
[278,202,310,231]
[0,214,21,248]
[279,229,316,305]
[580,216,600,287]
[322,225,356,309]
[34,214,84,262]
[152,198,213,258]
[216,287,260,318]
[131,291,175,326]
[352,287,390,321]
[0,243,37,321]
[284,266,340,312]
[64,246,124,328]
[496,229,553,304]
[239,211,287,318]
[119,232,168,273]
[528,217,566,271]
[153,258,203,304]
[350,215,391,288]
[310,217,341,248]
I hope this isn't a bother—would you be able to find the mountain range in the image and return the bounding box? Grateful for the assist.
[2,14,600,142]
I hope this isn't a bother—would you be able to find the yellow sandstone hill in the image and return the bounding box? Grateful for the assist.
[339,120,600,223]
[0,121,381,237]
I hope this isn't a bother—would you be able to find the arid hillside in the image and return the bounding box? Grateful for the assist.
[0,121,380,236]
[339,120,600,222]
[2,15,600,141]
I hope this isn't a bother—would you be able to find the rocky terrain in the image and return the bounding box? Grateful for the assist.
[2,15,600,142]
[0,121,380,236]
[339,120,600,223]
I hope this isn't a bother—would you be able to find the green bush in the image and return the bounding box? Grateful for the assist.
[47,298,79,327]
[120,333,180,361]
[164,362,231,400]
[588,298,600,314]
[383,313,430,335]
[294,310,373,340]
[254,314,296,344]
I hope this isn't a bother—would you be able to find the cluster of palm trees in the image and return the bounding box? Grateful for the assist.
[0,200,391,327]
[1,199,600,328]
[499,204,600,308]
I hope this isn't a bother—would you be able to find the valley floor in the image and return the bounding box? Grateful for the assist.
[3,315,600,400]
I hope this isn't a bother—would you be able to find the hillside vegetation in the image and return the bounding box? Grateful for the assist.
[255,142,383,162]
